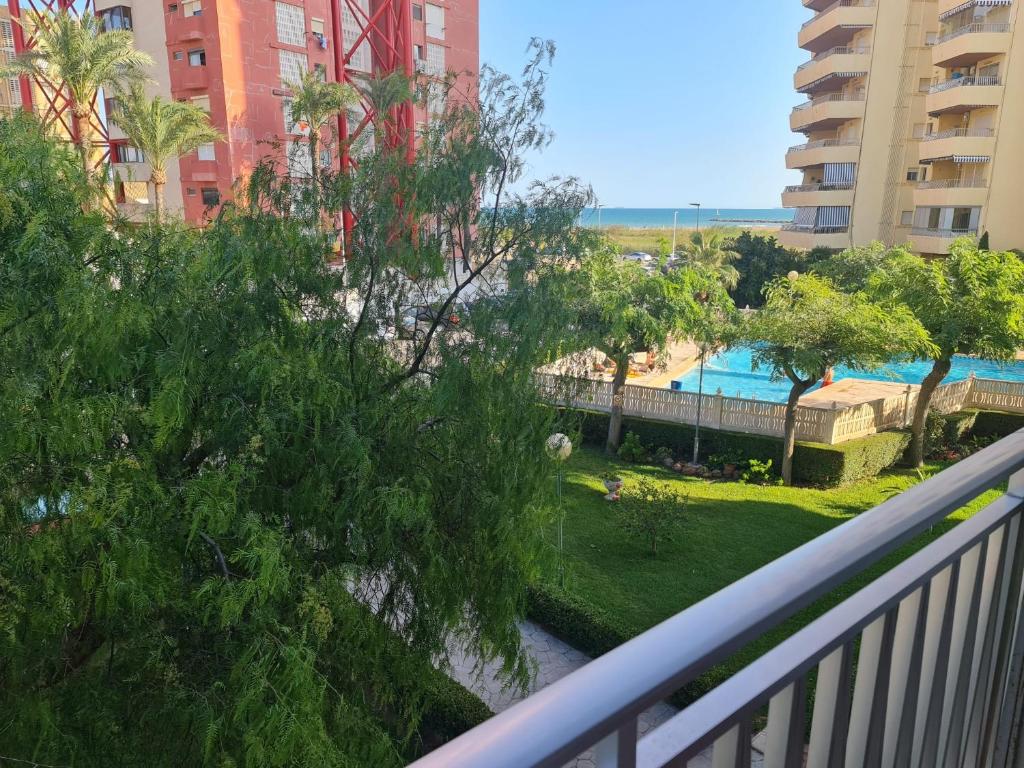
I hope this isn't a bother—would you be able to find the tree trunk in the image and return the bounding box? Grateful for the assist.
[782,376,815,486]
[309,131,319,210]
[152,182,164,222]
[909,357,953,467]
[606,354,631,455]
[73,111,92,187]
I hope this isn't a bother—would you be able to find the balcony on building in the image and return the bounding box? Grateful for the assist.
[410,433,1024,768]
[791,92,866,132]
[919,125,996,163]
[794,46,871,95]
[926,74,1003,116]
[932,20,1012,67]
[782,182,855,209]
[798,0,876,53]
[786,136,860,169]
[914,176,989,207]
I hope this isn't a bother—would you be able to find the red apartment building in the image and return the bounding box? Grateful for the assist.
[92,0,479,223]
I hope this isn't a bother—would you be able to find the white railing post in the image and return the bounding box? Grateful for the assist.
[903,385,914,428]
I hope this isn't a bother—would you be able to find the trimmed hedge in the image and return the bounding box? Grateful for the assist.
[970,410,1024,439]
[575,410,910,487]
[526,583,713,708]
[418,667,493,749]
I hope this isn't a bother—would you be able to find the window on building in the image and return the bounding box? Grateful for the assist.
[906,167,924,182]
[918,77,933,92]
[912,123,928,138]
[426,42,445,77]
[197,143,216,161]
[928,207,942,229]
[104,96,120,119]
[314,63,327,81]
[99,6,132,31]
[191,94,211,112]
[167,4,179,13]
[173,51,184,61]
[279,49,308,86]
[925,31,938,45]
[201,187,220,205]
[113,143,145,163]
[414,44,425,60]
[186,187,197,196]
[183,0,202,17]
[188,49,207,67]
[320,148,331,169]
[311,18,325,35]
[900,210,913,227]
[425,3,444,38]
[952,207,972,231]
[275,2,306,46]
[412,3,423,21]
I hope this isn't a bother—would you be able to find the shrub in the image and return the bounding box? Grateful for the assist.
[618,479,688,556]
[943,410,979,446]
[971,410,1024,439]
[741,458,777,485]
[617,431,649,463]
[576,410,910,487]
[416,671,493,753]
[924,411,950,456]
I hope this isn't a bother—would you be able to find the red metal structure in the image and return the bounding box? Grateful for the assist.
[8,0,112,166]
[330,0,416,245]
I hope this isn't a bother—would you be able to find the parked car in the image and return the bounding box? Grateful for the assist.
[624,251,653,263]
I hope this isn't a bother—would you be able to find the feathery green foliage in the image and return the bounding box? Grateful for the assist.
[286,70,358,203]
[867,239,1024,466]
[676,228,742,290]
[742,274,932,484]
[112,86,222,219]
[0,42,592,767]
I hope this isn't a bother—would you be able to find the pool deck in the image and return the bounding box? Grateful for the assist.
[799,378,919,410]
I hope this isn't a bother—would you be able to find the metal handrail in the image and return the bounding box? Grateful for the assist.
[788,137,860,152]
[917,178,988,189]
[411,431,1024,768]
[801,0,876,29]
[781,223,849,233]
[930,75,1001,93]
[937,22,1012,44]
[912,226,980,237]
[922,127,996,141]
[794,92,866,110]
[784,182,855,192]
[796,45,872,70]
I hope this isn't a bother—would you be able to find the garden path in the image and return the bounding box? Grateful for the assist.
[445,620,765,767]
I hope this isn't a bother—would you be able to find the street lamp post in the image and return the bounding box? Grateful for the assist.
[691,202,702,234]
[546,433,573,588]
[692,344,707,465]
[597,204,604,230]
[672,210,679,255]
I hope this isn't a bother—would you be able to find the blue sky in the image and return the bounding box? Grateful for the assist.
[480,0,810,209]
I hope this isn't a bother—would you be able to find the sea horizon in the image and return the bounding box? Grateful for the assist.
[579,207,795,229]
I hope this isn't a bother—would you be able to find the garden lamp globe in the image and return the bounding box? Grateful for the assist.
[546,433,573,462]
[787,270,800,283]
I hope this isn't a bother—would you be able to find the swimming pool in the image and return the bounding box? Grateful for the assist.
[671,347,1024,404]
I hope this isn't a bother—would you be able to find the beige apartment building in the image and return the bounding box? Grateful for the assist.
[1,7,23,119]
[780,0,1024,256]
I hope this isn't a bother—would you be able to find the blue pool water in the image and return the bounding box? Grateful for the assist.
[672,347,1024,404]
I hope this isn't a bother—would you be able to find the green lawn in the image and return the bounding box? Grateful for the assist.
[541,447,1001,692]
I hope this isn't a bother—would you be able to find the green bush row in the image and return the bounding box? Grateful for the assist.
[575,411,910,487]
[416,667,493,753]
[969,410,1024,439]
[526,583,713,709]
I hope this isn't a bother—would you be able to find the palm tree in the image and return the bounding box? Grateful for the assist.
[286,70,357,203]
[677,229,742,290]
[2,10,152,179]
[112,87,221,220]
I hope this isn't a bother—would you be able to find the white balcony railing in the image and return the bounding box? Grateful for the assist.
[917,178,988,189]
[793,92,866,110]
[937,22,1012,45]
[784,182,855,192]
[930,75,1001,93]
[796,45,872,70]
[788,137,861,152]
[782,223,850,234]
[801,0,876,29]
[412,432,1024,768]
[922,127,996,141]
[912,226,980,237]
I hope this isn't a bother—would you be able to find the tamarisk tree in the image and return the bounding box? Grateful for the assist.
[0,41,593,767]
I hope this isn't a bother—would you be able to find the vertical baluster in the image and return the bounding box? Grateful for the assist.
[807,642,853,768]
[919,560,962,767]
[941,539,989,767]
[712,720,752,768]
[845,610,896,768]
[982,513,1024,766]
[884,585,930,768]
[962,521,1014,766]
[765,676,807,768]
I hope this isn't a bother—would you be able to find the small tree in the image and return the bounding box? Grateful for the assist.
[677,229,742,289]
[743,275,932,485]
[729,232,803,309]
[571,250,733,454]
[812,241,894,292]
[286,70,358,205]
[112,87,222,220]
[2,10,151,181]
[869,240,1024,466]
[618,479,687,556]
